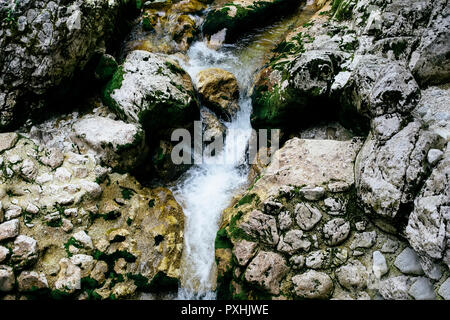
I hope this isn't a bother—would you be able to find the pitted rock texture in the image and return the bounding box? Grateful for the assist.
[0,0,131,130]
[70,115,148,171]
[0,132,185,299]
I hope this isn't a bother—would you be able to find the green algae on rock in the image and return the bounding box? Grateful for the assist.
[103,50,199,135]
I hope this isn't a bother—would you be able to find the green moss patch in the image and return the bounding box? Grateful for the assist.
[102,66,126,119]
[215,228,233,249]
[126,271,180,294]
[64,237,84,257]
[251,83,309,129]
[202,0,299,42]
[120,186,135,200]
[234,193,259,208]
[95,55,118,81]
[331,0,356,21]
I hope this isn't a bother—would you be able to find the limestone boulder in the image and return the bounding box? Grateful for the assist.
[252,137,363,200]
[0,0,133,130]
[196,68,240,121]
[71,115,147,171]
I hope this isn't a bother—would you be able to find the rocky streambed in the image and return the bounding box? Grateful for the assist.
[0,0,449,301]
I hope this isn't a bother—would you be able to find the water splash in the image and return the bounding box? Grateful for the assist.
[171,2,318,299]
[172,42,253,299]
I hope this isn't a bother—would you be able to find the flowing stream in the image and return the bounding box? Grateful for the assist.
[170,3,318,300]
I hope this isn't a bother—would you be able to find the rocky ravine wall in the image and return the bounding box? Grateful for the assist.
[215,0,450,300]
[0,129,185,299]
[0,0,139,131]
[0,0,239,300]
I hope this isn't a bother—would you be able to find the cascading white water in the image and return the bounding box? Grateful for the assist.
[170,2,317,299]
[172,42,255,300]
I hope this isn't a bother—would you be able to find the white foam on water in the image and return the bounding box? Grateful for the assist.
[171,41,255,299]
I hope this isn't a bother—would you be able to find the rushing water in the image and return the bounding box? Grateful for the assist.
[170,2,318,300]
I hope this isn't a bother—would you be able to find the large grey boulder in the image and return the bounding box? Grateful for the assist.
[379,0,433,38]
[71,115,147,171]
[0,0,129,130]
[406,146,449,272]
[355,122,438,219]
[103,50,199,135]
[340,55,420,119]
[251,50,346,128]
[251,138,363,199]
[409,1,450,86]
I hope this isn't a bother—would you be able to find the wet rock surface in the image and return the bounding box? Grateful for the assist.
[196,68,240,121]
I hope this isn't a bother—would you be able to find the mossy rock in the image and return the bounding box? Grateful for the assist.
[202,0,300,42]
[148,271,180,293]
[102,50,199,135]
[331,0,356,21]
[251,84,311,129]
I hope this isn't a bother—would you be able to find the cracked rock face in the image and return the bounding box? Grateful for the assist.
[238,210,279,246]
[406,145,450,272]
[0,129,186,298]
[0,0,127,130]
[215,0,450,301]
[409,1,450,86]
[341,55,421,119]
[70,115,148,171]
[251,138,363,199]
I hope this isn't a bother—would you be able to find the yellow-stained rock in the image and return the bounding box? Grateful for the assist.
[196,68,240,120]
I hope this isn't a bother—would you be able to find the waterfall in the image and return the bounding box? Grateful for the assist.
[172,42,254,300]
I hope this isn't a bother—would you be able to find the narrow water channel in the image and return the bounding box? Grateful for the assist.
[170,2,318,300]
